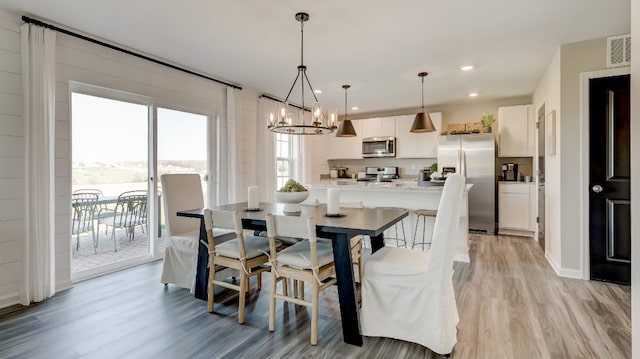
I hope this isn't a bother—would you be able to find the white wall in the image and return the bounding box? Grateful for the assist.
[533,36,629,278]
[54,31,229,290]
[0,9,24,308]
[0,8,263,309]
[532,48,562,275]
[630,0,639,356]
[559,38,610,272]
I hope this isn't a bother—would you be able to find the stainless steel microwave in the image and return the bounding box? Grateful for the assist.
[362,136,396,158]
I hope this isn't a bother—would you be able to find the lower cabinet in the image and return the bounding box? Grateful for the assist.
[498,182,536,236]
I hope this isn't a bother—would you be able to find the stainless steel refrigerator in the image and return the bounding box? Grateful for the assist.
[438,133,495,234]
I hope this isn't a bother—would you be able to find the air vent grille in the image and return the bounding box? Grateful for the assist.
[607,34,631,67]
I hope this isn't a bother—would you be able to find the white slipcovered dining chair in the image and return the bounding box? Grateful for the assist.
[160,174,235,290]
[360,174,465,355]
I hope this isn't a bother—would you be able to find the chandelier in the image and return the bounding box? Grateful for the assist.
[267,12,337,135]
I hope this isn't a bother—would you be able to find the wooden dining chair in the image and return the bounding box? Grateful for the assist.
[360,174,465,355]
[265,213,337,345]
[204,209,275,324]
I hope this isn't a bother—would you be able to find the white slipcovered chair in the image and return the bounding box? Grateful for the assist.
[160,174,234,289]
[360,174,465,355]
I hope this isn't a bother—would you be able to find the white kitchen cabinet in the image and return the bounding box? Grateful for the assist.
[497,105,534,157]
[359,117,396,138]
[395,112,442,158]
[498,182,536,236]
[327,120,362,159]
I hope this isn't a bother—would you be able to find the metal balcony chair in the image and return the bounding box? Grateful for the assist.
[71,192,99,253]
[98,190,148,251]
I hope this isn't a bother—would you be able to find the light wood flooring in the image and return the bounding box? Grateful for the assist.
[0,234,631,358]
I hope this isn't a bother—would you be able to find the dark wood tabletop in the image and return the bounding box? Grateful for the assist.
[177,202,408,347]
[177,202,407,237]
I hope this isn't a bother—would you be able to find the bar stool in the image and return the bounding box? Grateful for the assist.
[377,207,407,248]
[413,209,437,251]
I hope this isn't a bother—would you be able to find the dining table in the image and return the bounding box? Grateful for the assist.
[177,201,408,346]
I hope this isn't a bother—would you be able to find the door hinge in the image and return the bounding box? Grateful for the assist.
[536,216,540,223]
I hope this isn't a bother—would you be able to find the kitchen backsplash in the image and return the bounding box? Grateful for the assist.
[327,158,437,178]
[327,156,534,181]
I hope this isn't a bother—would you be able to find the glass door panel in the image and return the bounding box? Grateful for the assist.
[157,107,208,247]
[71,93,150,274]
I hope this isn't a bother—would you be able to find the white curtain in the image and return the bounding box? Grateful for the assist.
[20,23,56,305]
[221,87,240,205]
[257,97,277,202]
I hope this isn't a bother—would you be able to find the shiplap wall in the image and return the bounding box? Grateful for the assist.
[0,8,324,309]
[0,9,24,308]
[54,30,230,288]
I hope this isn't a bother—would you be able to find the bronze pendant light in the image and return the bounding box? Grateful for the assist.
[410,72,436,133]
[336,84,357,137]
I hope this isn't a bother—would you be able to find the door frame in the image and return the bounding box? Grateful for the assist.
[534,102,543,246]
[579,66,630,280]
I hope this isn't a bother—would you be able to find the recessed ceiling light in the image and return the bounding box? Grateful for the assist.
[351,106,359,110]
[461,65,474,71]
[469,92,478,97]
[313,89,322,94]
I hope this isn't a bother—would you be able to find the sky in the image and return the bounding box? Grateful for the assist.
[71,93,207,163]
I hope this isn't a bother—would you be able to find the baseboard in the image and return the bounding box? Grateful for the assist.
[545,252,584,279]
[454,253,470,263]
[56,279,73,293]
[0,293,20,310]
[498,228,535,238]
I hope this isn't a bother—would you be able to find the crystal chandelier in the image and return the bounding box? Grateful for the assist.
[267,12,337,135]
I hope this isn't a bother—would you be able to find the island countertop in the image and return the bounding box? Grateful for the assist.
[305,178,472,263]
[306,179,473,192]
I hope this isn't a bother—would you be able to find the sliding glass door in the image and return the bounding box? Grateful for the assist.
[71,90,213,277]
[71,92,150,275]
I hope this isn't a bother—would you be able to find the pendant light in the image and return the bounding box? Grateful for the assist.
[336,84,357,137]
[266,12,337,135]
[410,72,436,133]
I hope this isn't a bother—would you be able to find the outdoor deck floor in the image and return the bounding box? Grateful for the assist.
[72,227,167,273]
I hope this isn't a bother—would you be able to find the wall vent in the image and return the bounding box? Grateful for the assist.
[607,34,631,67]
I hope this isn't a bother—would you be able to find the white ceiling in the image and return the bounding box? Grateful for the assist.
[0,0,631,114]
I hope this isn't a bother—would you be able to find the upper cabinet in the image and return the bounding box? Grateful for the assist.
[327,120,363,159]
[497,105,535,157]
[395,112,442,158]
[359,117,396,139]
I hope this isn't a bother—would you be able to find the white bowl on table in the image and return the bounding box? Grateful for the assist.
[275,191,310,213]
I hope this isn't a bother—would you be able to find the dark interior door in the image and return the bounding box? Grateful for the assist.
[589,74,630,285]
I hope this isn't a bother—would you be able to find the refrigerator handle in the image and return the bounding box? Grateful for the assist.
[461,149,467,177]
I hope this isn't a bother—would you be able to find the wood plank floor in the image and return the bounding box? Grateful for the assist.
[0,234,631,358]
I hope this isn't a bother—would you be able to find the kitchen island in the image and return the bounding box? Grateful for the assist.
[306,179,472,262]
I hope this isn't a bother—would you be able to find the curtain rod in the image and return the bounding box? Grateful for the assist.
[259,94,310,112]
[21,16,242,90]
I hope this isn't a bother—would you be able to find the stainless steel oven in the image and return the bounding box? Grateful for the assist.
[362,136,395,158]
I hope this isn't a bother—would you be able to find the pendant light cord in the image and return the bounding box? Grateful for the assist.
[344,87,348,121]
[421,76,425,110]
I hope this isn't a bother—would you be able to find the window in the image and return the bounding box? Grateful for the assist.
[275,133,292,189]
